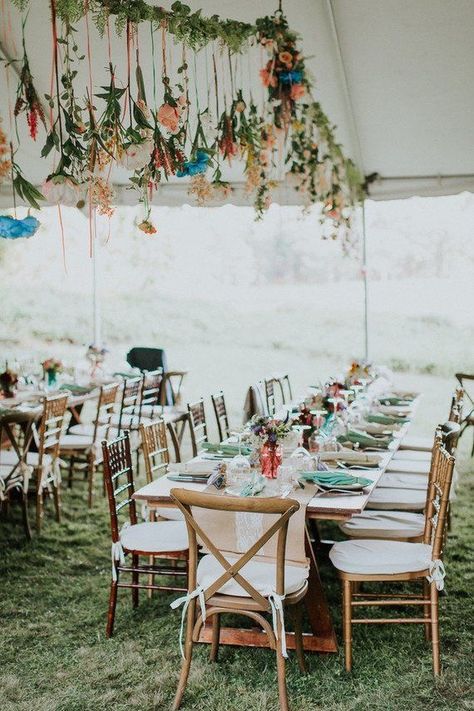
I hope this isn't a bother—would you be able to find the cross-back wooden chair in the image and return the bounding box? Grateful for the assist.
[264,378,276,416]
[102,433,188,638]
[169,489,307,711]
[60,382,119,507]
[160,370,187,407]
[330,435,455,676]
[34,393,69,532]
[211,391,230,442]
[187,399,208,456]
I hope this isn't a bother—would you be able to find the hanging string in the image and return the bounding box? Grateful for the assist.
[57,204,67,271]
[150,22,157,110]
[84,3,95,258]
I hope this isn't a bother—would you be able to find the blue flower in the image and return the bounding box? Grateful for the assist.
[0,215,40,239]
[177,150,209,178]
[279,70,302,85]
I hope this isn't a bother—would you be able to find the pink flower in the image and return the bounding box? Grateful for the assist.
[290,83,306,101]
[260,68,277,88]
[157,103,180,133]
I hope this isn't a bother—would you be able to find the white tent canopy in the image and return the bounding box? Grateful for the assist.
[1,0,474,207]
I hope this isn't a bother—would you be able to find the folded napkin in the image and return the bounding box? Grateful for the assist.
[169,461,221,475]
[202,442,252,457]
[379,396,412,406]
[319,450,382,465]
[337,429,390,449]
[367,413,408,425]
[360,421,400,434]
[60,383,92,394]
[239,474,266,497]
[300,471,372,488]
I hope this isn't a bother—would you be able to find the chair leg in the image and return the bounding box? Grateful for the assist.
[20,489,32,541]
[132,554,139,608]
[68,456,74,488]
[210,613,221,662]
[147,555,155,599]
[423,578,432,641]
[293,602,307,674]
[87,456,95,509]
[52,480,61,523]
[430,582,441,676]
[172,598,196,710]
[471,427,474,457]
[275,639,289,711]
[106,579,118,638]
[36,489,43,534]
[342,579,353,672]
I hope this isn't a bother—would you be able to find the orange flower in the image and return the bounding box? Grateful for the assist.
[279,51,293,66]
[259,68,277,88]
[138,220,157,234]
[290,83,306,101]
[157,103,180,133]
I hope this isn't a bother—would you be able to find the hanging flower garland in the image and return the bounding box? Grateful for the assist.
[4,1,364,247]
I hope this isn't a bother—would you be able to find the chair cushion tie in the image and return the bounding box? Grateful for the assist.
[427,559,446,591]
[170,586,207,659]
[268,591,288,658]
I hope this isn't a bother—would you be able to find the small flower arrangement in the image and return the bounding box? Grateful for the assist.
[42,358,63,375]
[0,365,18,398]
[249,415,291,445]
[346,361,374,386]
[86,345,108,365]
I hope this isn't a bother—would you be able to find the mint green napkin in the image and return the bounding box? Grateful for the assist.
[300,471,372,487]
[367,413,409,425]
[60,383,92,394]
[202,442,252,457]
[337,430,391,449]
[379,397,412,406]
[239,474,266,497]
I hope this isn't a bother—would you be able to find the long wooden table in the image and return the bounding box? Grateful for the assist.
[133,399,419,654]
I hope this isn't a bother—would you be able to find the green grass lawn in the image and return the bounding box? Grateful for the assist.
[1,439,473,711]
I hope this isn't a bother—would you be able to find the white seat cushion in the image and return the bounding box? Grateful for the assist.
[0,450,51,467]
[109,413,152,429]
[392,449,432,462]
[68,424,108,439]
[155,507,185,521]
[121,521,188,553]
[339,510,425,539]
[197,554,308,597]
[367,486,426,510]
[386,459,429,474]
[399,435,432,452]
[59,434,94,449]
[329,539,432,575]
[378,472,428,490]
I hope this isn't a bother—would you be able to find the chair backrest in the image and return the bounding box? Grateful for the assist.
[264,378,276,416]
[117,375,143,433]
[170,488,299,605]
[211,391,230,442]
[274,374,293,406]
[441,420,461,455]
[423,435,455,559]
[187,399,208,456]
[448,387,464,424]
[159,370,187,407]
[93,382,120,442]
[139,368,164,421]
[455,373,474,423]
[127,347,166,373]
[140,419,170,484]
[37,393,69,467]
[102,433,137,542]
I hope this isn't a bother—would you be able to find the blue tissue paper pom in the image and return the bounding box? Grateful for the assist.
[0,215,40,239]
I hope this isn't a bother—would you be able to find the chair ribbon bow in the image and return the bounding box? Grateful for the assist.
[110,523,130,582]
[427,559,446,591]
[170,586,207,660]
[268,591,288,658]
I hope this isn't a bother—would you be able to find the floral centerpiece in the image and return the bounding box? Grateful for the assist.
[249,415,291,478]
[86,344,108,379]
[346,361,374,386]
[0,365,18,398]
[42,358,63,388]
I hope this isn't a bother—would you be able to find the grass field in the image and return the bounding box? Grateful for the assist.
[1,397,473,711]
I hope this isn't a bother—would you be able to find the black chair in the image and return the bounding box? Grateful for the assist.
[127,348,172,405]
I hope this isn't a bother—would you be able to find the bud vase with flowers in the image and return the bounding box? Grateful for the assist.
[42,358,63,390]
[249,415,291,479]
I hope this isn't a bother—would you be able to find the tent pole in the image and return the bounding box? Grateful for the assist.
[92,226,101,347]
[361,200,369,361]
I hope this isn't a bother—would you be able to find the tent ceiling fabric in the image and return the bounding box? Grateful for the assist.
[1,0,473,208]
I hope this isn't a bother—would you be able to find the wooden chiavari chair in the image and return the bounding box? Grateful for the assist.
[330,436,456,676]
[169,489,307,711]
[116,375,143,433]
[59,382,119,507]
[138,368,163,421]
[211,391,230,442]
[187,399,208,457]
[34,393,69,532]
[102,433,188,638]
[264,378,276,416]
